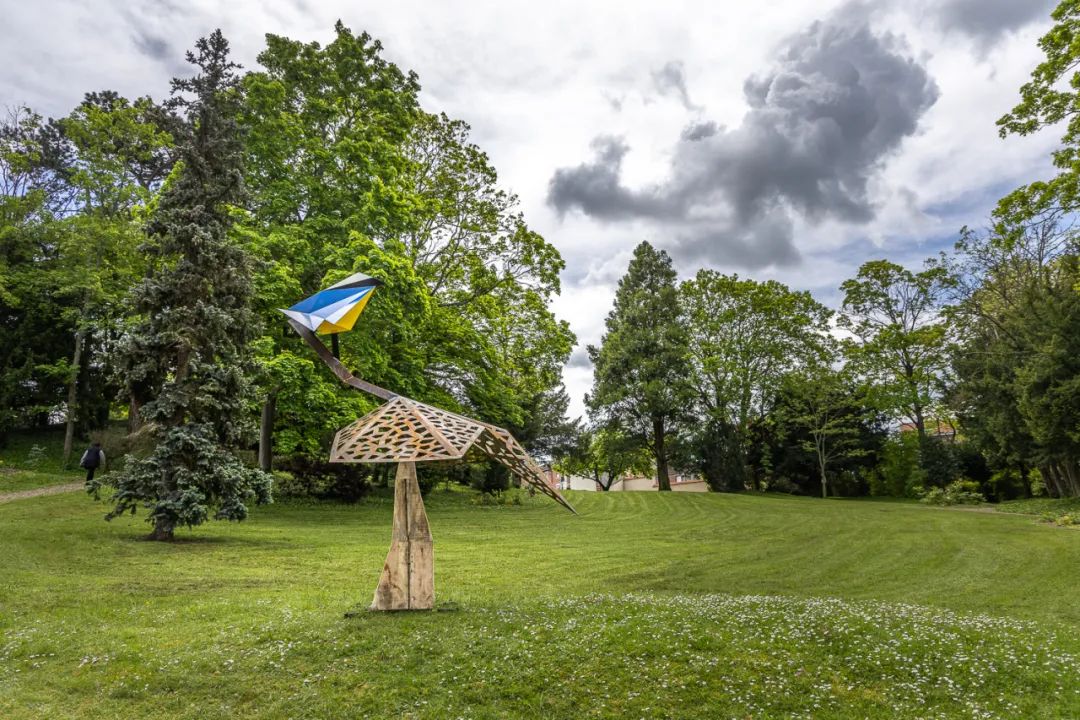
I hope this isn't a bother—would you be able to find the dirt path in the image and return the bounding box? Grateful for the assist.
[0,482,83,504]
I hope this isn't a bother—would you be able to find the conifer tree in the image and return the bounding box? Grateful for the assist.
[587,241,692,490]
[93,31,271,540]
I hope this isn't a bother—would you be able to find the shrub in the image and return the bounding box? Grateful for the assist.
[470,487,524,507]
[872,433,925,497]
[919,436,960,489]
[472,463,511,495]
[1029,468,1047,497]
[1046,513,1076,527]
[90,424,156,464]
[764,476,801,495]
[987,469,1027,502]
[920,480,986,506]
[273,455,372,502]
[24,445,46,469]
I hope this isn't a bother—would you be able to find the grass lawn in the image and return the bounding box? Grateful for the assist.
[1,478,1079,719]
[0,429,86,493]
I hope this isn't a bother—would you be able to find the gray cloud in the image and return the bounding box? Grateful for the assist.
[566,346,593,370]
[934,0,1055,45]
[132,30,172,62]
[652,60,698,110]
[548,11,938,270]
[680,120,718,142]
[548,136,674,221]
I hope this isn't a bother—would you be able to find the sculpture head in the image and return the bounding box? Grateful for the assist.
[280,271,382,335]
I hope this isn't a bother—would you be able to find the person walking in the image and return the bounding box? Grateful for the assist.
[79,442,105,483]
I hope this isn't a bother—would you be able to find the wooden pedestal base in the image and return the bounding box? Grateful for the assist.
[370,462,434,611]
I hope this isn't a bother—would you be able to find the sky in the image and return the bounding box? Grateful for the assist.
[0,0,1063,418]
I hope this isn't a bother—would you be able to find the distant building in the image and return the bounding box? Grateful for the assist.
[898,421,957,439]
[543,467,710,492]
[607,470,708,492]
[564,475,603,491]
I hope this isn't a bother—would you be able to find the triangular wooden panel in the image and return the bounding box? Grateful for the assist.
[470,427,573,509]
[330,396,576,513]
[331,397,462,463]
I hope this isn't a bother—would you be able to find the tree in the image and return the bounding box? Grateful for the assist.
[946,220,1080,497]
[0,107,76,440]
[921,2,1080,498]
[0,100,162,448]
[513,384,580,464]
[996,0,1080,227]
[57,92,176,462]
[93,31,271,539]
[774,369,877,498]
[588,242,691,490]
[62,92,178,214]
[557,426,651,490]
[239,22,422,467]
[839,260,949,438]
[240,29,574,471]
[680,270,833,490]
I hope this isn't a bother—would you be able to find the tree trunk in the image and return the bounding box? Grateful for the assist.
[654,416,672,491]
[817,434,828,498]
[148,516,175,541]
[258,391,277,472]
[1064,460,1080,498]
[62,330,85,468]
[913,404,926,439]
[1045,464,1064,499]
[128,395,143,434]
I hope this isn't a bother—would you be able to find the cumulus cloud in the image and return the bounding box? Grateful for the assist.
[680,120,718,142]
[547,136,673,221]
[933,0,1055,45]
[548,11,939,270]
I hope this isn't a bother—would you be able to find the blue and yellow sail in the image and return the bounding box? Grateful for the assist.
[280,272,382,334]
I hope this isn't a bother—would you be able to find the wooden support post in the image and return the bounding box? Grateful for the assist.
[370,462,434,610]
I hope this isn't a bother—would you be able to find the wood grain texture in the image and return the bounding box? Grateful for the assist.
[371,462,434,611]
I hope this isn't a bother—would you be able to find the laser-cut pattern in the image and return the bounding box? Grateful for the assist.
[331,396,575,513]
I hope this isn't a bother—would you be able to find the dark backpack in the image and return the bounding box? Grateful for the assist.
[80,447,100,469]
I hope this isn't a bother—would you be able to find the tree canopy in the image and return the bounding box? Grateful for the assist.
[587,241,691,491]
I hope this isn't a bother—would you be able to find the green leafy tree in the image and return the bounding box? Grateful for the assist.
[239,23,422,466]
[588,242,691,491]
[996,0,1080,228]
[680,270,833,490]
[871,432,926,498]
[773,368,878,498]
[240,31,573,469]
[557,425,651,490]
[1,99,162,447]
[94,31,271,540]
[0,107,76,439]
[946,0,1080,497]
[946,220,1080,496]
[55,92,175,461]
[839,260,950,438]
[62,92,178,214]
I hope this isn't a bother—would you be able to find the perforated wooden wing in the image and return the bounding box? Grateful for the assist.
[330,396,576,513]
